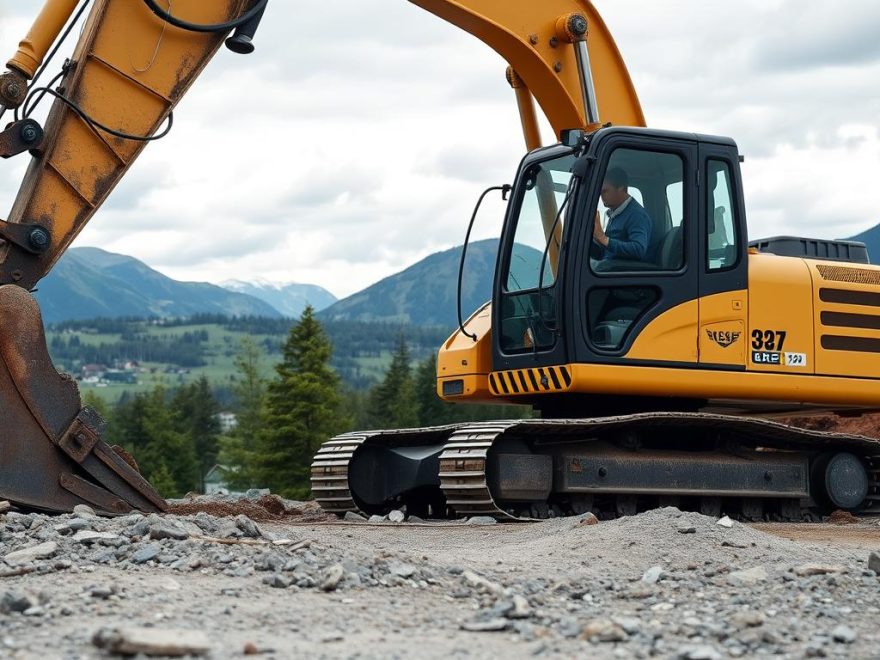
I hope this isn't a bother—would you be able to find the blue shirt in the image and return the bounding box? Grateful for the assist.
[594,197,652,261]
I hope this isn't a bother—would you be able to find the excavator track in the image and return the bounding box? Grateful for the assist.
[312,412,880,522]
[311,425,461,518]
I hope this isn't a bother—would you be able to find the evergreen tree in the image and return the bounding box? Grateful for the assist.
[172,375,220,491]
[254,306,345,498]
[368,336,419,429]
[219,337,267,490]
[415,353,453,426]
[112,387,200,498]
[147,461,178,499]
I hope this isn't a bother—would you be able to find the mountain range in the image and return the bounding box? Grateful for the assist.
[34,240,534,327]
[34,222,877,328]
[843,224,880,263]
[35,248,281,324]
[221,279,337,317]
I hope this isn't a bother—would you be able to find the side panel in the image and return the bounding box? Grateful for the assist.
[437,303,496,402]
[565,362,880,407]
[698,291,748,367]
[747,254,815,374]
[811,260,880,378]
[625,300,698,362]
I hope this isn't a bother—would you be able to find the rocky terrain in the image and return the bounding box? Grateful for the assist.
[0,495,878,659]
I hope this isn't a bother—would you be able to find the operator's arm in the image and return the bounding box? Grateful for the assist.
[605,208,651,261]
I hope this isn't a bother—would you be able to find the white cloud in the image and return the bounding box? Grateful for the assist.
[1,1,879,297]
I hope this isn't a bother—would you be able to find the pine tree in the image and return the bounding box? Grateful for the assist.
[415,353,453,426]
[369,336,419,429]
[114,387,200,498]
[219,337,267,489]
[172,375,220,491]
[147,461,178,499]
[254,306,345,498]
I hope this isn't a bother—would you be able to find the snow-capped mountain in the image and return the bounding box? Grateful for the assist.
[220,279,337,317]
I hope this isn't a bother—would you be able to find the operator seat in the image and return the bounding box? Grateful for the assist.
[646,212,667,264]
[657,225,684,270]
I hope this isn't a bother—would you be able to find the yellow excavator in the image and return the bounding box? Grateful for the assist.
[312,1,880,521]
[0,1,877,519]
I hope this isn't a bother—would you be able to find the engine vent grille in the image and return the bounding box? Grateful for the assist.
[816,265,880,285]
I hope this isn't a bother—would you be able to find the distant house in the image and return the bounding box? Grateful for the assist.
[216,411,238,433]
[81,364,107,380]
[103,370,137,385]
[204,465,244,496]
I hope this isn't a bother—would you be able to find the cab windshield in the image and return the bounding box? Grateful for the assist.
[500,151,576,354]
[505,152,576,293]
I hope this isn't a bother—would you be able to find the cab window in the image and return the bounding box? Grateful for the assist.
[591,148,685,273]
[707,160,738,271]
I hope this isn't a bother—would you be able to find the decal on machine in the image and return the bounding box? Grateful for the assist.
[750,330,806,367]
[706,329,741,348]
[752,351,781,365]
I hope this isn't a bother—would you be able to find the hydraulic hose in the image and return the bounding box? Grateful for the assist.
[457,184,511,342]
[141,0,268,33]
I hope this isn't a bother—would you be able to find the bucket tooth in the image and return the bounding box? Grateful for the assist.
[0,285,166,514]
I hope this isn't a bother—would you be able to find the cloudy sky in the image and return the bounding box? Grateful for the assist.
[2,1,880,298]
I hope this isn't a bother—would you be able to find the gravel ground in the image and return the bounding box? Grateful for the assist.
[1,498,879,659]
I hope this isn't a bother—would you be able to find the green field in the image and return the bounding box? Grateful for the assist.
[46,318,439,403]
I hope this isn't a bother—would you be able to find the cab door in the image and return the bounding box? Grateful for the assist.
[697,144,749,368]
[571,132,700,368]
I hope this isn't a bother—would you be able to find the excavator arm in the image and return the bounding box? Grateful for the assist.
[0,0,266,289]
[0,0,267,513]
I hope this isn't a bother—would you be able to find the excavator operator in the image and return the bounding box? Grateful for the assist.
[591,167,652,264]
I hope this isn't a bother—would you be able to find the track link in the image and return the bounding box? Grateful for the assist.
[310,432,368,516]
[438,423,520,521]
[312,413,880,522]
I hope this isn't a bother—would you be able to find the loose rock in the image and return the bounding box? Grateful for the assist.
[461,618,509,632]
[868,551,880,575]
[727,566,768,586]
[831,625,857,644]
[793,564,845,577]
[580,619,627,643]
[149,523,189,541]
[641,565,664,584]
[320,563,344,591]
[388,510,405,523]
[92,627,211,656]
[576,512,599,526]
[3,541,58,565]
[131,544,160,564]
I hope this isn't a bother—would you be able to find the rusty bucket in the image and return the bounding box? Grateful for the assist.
[0,285,165,514]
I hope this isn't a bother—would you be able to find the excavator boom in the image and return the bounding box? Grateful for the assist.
[412,0,645,137]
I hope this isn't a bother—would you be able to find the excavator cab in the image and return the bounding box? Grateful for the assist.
[491,127,748,416]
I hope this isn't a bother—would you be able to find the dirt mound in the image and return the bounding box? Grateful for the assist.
[167,495,332,523]
[781,413,880,438]
[828,509,861,525]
